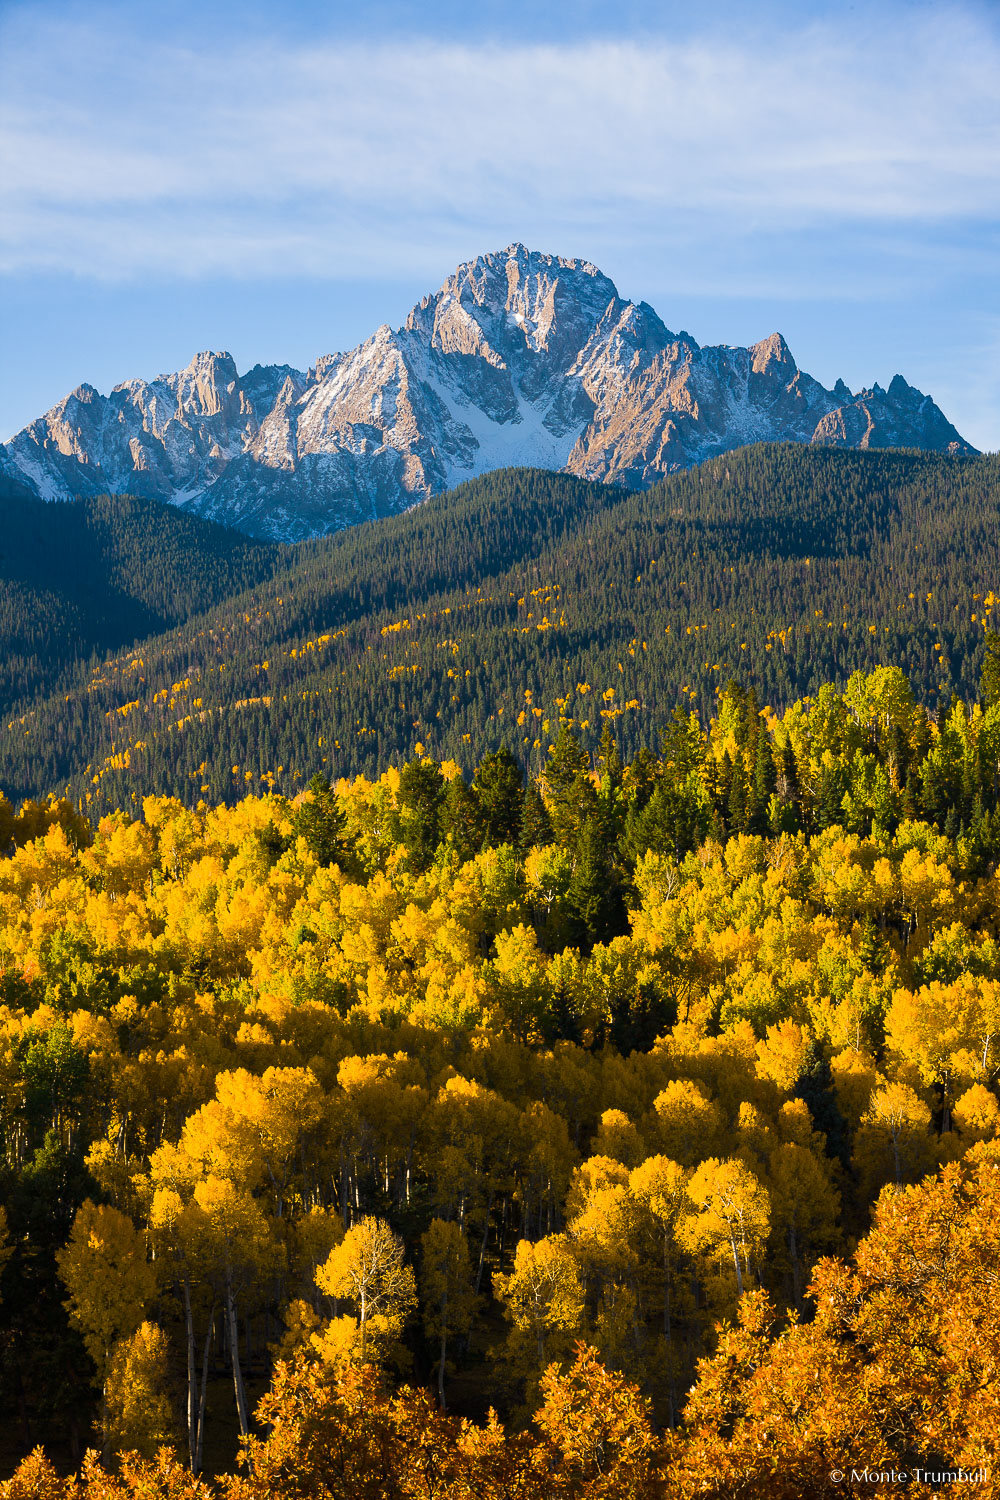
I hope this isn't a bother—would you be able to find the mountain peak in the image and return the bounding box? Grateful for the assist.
[437,244,620,310]
[2,247,977,540]
[178,349,238,378]
[750,331,796,374]
[887,373,919,403]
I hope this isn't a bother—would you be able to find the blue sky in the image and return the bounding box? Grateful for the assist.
[1,0,998,449]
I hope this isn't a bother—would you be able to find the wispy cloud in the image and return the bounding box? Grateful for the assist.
[1,4,998,283]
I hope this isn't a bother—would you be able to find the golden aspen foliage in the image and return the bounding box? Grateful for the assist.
[271,1298,323,1363]
[681,1157,770,1299]
[494,1234,586,1368]
[103,1321,179,1459]
[0,1450,77,1499]
[628,1155,690,1424]
[649,1080,725,1168]
[564,1156,630,1222]
[829,1047,880,1130]
[952,1083,1000,1144]
[11,656,1000,1482]
[532,1345,663,1500]
[853,1081,935,1193]
[754,1020,810,1093]
[592,1109,645,1168]
[519,1100,578,1239]
[315,1216,417,1365]
[668,1149,1000,1497]
[289,1205,345,1292]
[57,1201,156,1379]
[191,1175,275,1437]
[766,1142,840,1308]
[888,976,1000,1109]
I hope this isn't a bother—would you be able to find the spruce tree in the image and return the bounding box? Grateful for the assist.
[292,774,351,868]
[471,745,524,847]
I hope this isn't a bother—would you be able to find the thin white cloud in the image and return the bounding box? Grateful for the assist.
[1,7,998,280]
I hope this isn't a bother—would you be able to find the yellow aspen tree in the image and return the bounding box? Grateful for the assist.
[754,1020,810,1094]
[952,1083,1000,1145]
[887,977,1000,1130]
[315,1216,416,1365]
[564,1176,642,1382]
[533,1345,663,1500]
[493,1234,585,1367]
[147,1175,216,1476]
[766,1142,840,1310]
[853,1082,934,1192]
[56,1201,156,1421]
[429,1076,519,1294]
[192,1175,274,1440]
[592,1109,645,1168]
[628,1154,688,1424]
[104,1321,178,1459]
[682,1157,770,1298]
[519,1099,578,1240]
[649,1080,725,1167]
[54,1203,156,1464]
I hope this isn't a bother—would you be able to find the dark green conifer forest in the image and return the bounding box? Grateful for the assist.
[0,445,998,813]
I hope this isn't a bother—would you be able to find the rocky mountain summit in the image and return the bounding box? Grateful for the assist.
[1,246,975,541]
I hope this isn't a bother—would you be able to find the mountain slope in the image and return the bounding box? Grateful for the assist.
[0,480,279,711]
[2,247,975,541]
[1,446,997,810]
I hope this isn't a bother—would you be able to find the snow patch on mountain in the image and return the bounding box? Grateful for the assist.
[0,244,977,541]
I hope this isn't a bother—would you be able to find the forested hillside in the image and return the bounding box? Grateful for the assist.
[0,484,279,713]
[1,445,998,811]
[0,673,998,1493]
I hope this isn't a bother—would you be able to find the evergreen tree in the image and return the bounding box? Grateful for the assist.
[981,630,1000,708]
[542,727,597,847]
[471,746,525,847]
[292,774,352,868]
[748,736,777,834]
[567,817,626,952]
[727,754,748,835]
[793,1043,851,1171]
[520,781,554,850]
[394,758,447,871]
[440,775,482,861]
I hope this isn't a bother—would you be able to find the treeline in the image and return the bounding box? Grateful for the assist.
[0,664,998,1489]
[1,447,999,810]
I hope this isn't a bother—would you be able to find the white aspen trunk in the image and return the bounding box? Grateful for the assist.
[226,1282,250,1439]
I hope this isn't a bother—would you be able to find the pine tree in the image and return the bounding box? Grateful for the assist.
[543,727,597,847]
[395,758,446,870]
[292,773,352,868]
[567,817,626,952]
[471,745,525,847]
[520,781,554,850]
[440,776,482,861]
[748,736,777,834]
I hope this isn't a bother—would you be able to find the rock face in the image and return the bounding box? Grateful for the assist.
[1,246,976,541]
